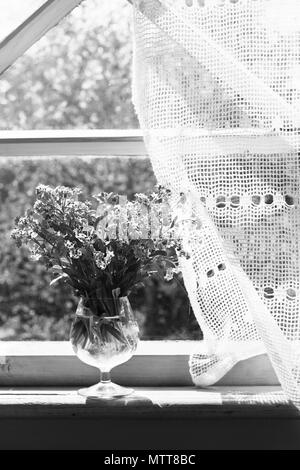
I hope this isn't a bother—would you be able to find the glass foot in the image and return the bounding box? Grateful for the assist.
[78,381,134,399]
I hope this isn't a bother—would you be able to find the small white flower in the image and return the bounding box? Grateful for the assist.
[94,249,114,269]
[65,240,75,250]
[30,231,39,239]
[31,253,42,261]
[94,251,104,268]
[104,249,114,265]
[69,248,83,259]
[164,267,174,282]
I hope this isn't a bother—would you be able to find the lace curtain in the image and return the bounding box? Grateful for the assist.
[131,0,300,409]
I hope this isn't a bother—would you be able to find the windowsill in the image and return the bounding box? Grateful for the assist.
[1,385,300,449]
[0,385,297,419]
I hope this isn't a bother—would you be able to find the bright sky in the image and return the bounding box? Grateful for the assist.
[0,0,45,42]
[0,0,126,43]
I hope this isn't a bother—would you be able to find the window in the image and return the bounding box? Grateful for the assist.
[0,0,46,43]
[0,0,201,343]
[0,0,137,129]
[0,1,276,393]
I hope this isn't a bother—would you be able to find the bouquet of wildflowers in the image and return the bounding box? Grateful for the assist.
[11,185,183,341]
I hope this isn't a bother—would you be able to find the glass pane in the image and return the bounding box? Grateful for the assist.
[0,0,138,129]
[0,0,46,42]
[0,156,201,341]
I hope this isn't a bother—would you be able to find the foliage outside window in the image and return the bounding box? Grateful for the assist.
[0,0,201,341]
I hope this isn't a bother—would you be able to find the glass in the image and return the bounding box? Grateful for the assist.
[70,296,139,398]
[0,0,46,43]
[1,155,201,341]
[0,0,138,130]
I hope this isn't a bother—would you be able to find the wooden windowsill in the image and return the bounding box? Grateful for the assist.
[1,386,300,449]
[0,386,297,419]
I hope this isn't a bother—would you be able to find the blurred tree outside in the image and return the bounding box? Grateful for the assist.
[0,0,138,129]
[0,0,201,340]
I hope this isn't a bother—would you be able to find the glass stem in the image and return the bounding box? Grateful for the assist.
[100,370,111,384]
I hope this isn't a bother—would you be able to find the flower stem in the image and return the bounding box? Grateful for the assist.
[100,370,111,383]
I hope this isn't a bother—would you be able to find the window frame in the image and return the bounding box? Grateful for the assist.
[0,340,277,387]
[0,0,278,387]
[0,129,280,387]
[0,129,146,157]
[0,128,288,158]
[0,0,84,77]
